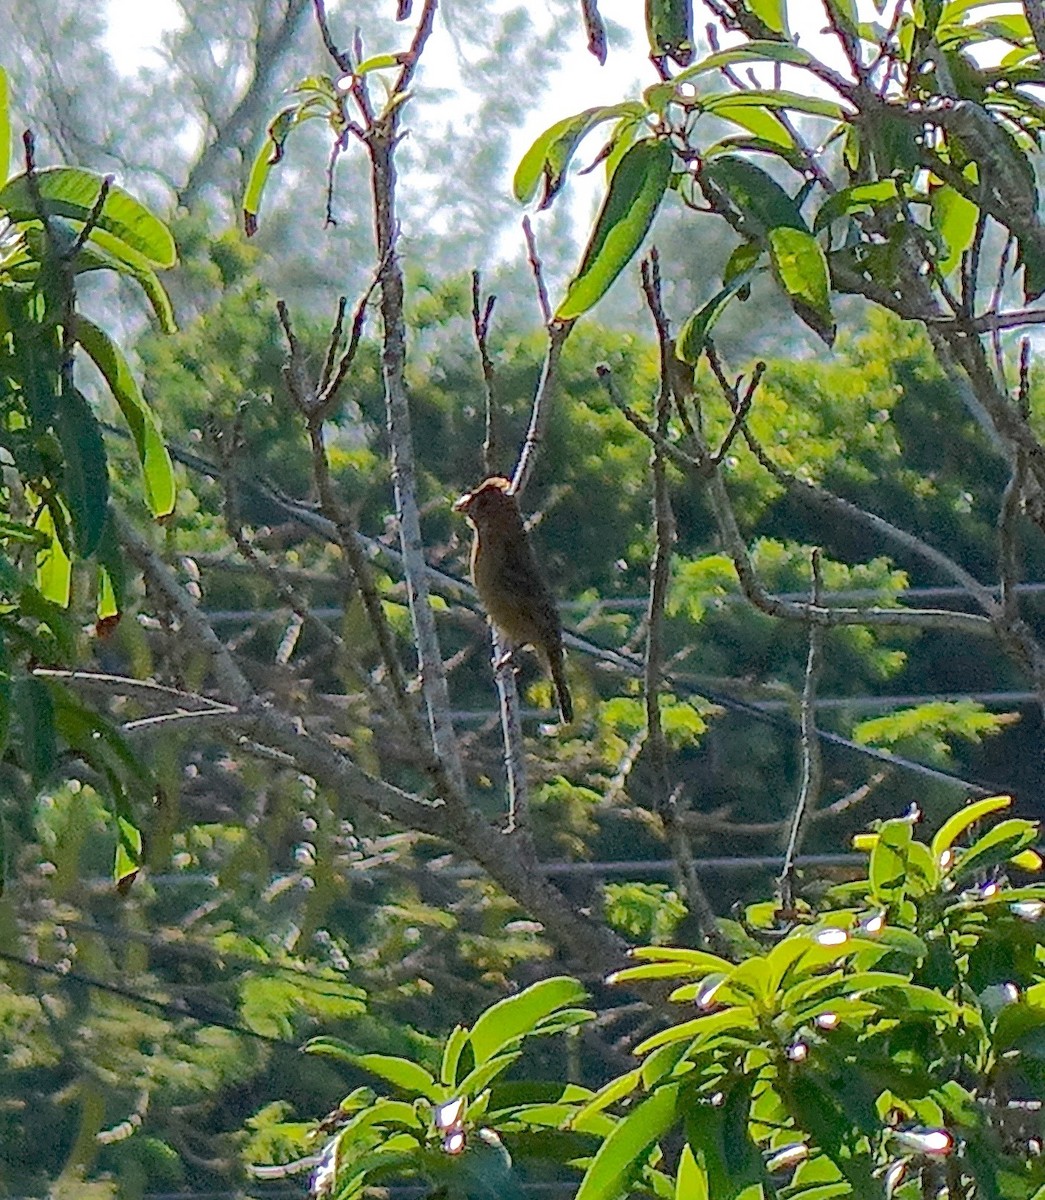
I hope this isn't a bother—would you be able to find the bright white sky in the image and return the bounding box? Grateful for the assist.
[99,0,855,255]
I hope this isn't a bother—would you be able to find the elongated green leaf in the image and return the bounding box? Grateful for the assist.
[710,99,794,149]
[514,104,644,209]
[677,266,759,363]
[702,90,846,121]
[0,167,175,266]
[14,675,57,783]
[703,155,807,235]
[114,802,142,891]
[954,818,1039,881]
[931,794,1012,863]
[72,231,176,332]
[674,41,814,85]
[768,226,834,344]
[576,1084,679,1200]
[348,1054,438,1099]
[456,1051,523,1099]
[441,1024,469,1087]
[747,0,788,35]
[634,1006,759,1055]
[470,977,588,1066]
[55,388,109,556]
[570,1070,642,1126]
[243,134,282,238]
[355,53,400,74]
[675,1145,707,1200]
[869,817,912,902]
[35,502,71,607]
[627,946,734,968]
[0,69,9,184]
[813,180,901,232]
[646,0,694,65]
[302,1035,357,1064]
[75,316,175,517]
[557,139,672,320]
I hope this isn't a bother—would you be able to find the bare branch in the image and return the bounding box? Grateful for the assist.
[778,548,825,912]
[471,270,499,476]
[522,216,552,327]
[641,252,730,956]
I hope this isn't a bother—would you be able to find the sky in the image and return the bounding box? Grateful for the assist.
[98,0,864,237]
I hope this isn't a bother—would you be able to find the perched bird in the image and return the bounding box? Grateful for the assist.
[453,476,573,724]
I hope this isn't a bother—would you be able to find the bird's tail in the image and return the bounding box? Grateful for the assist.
[550,652,573,725]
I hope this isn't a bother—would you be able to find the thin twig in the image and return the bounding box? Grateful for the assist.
[641,251,730,956]
[522,216,552,327]
[779,548,825,912]
[471,270,499,476]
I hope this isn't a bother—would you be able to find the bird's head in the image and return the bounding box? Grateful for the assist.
[452,476,517,526]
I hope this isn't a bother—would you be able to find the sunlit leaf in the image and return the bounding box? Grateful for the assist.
[0,167,175,266]
[768,226,834,345]
[75,316,175,517]
[469,977,588,1066]
[557,139,672,320]
[575,1083,679,1200]
[514,104,643,210]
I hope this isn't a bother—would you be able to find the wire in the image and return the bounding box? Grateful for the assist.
[0,949,300,1048]
[148,438,1013,798]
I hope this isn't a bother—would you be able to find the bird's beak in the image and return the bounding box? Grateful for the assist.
[452,491,472,513]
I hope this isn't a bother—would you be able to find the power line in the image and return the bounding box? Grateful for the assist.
[149,439,1012,798]
[0,949,300,1048]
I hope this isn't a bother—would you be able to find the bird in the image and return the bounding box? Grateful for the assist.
[453,476,573,724]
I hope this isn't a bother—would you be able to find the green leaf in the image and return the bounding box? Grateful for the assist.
[813,180,902,232]
[931,183,978,276]
[953,818,1039,881]
[355,53,400,74]
[0,167,176,266]
[35,502,72,607]
[634,1006,759,1054]
[869,818,913,903]
[348,1054,439,1099]
[469,977,588,1066]
[748,0,788,34]
[575,1083,679,1200]
[768,226,834,344]
[114,804,142,891]
[702,155,807,236]
[673,41,814,86]
[243,131,283,238]
[646,0,694,65]
[93,511,125,629]
[442,1024,469,1087]
[0,69,9,184]
[709,99,794,149]
[73,230,177,333]
[677,266,760,363]
[514,105,643,209]
[14,675,57,783]
[55,388,109,556]
[702,90,846,122]
[570,1070,642,1126]
[456,1051,523,1099]
[302,1035,358,1064]
[75,316,175,517]
[675,1145,707,1200]
[557,139,672,320]
[930,794,1012,863]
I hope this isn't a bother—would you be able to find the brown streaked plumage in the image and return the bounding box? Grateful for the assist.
[453,476,573,724]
